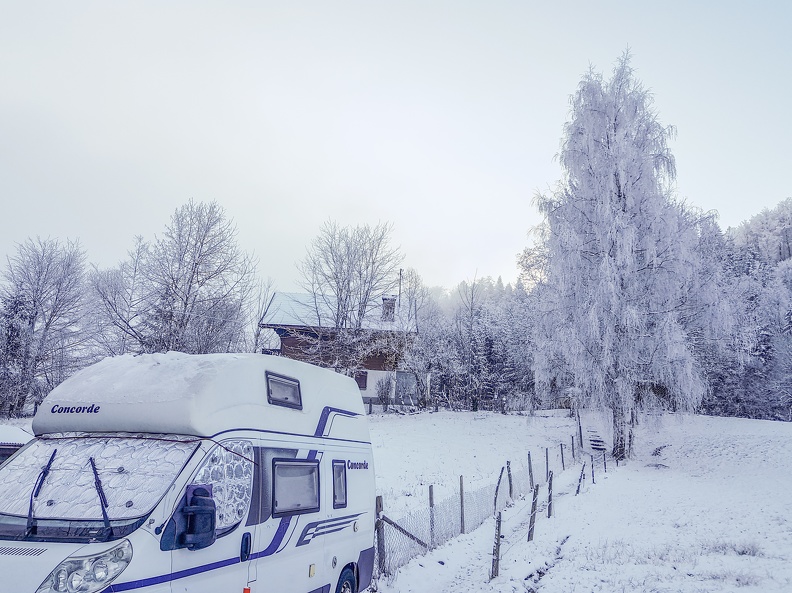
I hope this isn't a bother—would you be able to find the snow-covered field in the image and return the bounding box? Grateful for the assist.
[369,411,792,593]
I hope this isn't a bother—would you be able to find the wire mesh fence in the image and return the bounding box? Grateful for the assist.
[372,435,601,584]
[374,462,537,581]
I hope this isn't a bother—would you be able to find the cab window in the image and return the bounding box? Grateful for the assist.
[192,439,254,534]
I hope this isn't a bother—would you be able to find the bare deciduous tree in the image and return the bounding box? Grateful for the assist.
[296,220,403,372]
[89,200,257,355]
[249,277,277,353]
[88,236,148,355]
[0,238,85,416]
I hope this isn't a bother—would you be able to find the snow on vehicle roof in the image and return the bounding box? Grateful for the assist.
[32,352,366,439]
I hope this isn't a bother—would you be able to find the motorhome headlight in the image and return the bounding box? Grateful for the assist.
[36,539,132,593]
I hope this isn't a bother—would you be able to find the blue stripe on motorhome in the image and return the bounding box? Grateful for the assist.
[105,556,240,591]
[313,407,359,437]
[210,426,370,445]
[297,513,363,546]
[307,586,330,593]
[250,515,293,560]
[106,516,293,591]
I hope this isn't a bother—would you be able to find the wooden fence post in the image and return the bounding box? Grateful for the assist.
[429,485,435,548]
[545,447,550,483]
[459,475,466,535]
[528,451,534,490]
[507,460,513,499]
[547,471,554,518]
[571,435,576,462]
[375,495,386,575]
[527,484,539,541]
[490,512,502,579]
[575,463,586,495]
[603,451,608,473]
[560,443,565,471]
[590,454,595,485]
[493,466,505,515]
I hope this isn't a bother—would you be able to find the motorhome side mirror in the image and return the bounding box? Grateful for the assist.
[180,485,217,551]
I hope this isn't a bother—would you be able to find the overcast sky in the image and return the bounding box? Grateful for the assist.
[1,1,789,291]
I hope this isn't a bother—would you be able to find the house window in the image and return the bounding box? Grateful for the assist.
[332,460,347,509]
[272,459,320,517]
[266,372,302,409]
[354,371,368,390]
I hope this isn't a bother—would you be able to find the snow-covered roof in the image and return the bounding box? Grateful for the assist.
[0,425,32,446]
[32,352,367,440]
[263,291,403,331]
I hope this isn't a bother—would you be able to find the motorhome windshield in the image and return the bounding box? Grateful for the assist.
[0,433,199,543]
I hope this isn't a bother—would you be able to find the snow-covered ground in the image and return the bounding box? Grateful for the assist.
[2,410,790,592]
[369,411,792,593]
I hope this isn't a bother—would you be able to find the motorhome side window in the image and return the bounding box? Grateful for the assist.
[192,439,254,534]
[266,372,302,409]
[332,460,347,509]
[272,459,320,517]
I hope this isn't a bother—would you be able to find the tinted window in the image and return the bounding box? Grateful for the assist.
[332,460,347,509]
[266,373,302,409]
[272,459,319,517]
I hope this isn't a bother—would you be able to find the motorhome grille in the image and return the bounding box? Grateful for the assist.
[0,546,46,556]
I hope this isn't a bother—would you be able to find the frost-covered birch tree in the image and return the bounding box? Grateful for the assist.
[533,53,706,458]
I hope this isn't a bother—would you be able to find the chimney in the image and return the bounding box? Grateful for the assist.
[381,295,396,322]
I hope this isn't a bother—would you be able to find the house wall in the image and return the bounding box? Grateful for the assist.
[268,326,428,406]
[276,330,394,371]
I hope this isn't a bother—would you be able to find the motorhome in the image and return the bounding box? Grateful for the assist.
[0,352,376,593]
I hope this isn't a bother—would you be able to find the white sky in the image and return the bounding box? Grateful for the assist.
[1,1,789,290]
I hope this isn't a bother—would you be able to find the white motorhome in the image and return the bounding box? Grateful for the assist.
[0,353,376,593]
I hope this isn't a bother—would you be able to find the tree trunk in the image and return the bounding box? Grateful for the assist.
[611,405,633,461]
[611,407,625,460]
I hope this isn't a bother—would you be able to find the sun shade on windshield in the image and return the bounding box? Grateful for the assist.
[0,434,199,521]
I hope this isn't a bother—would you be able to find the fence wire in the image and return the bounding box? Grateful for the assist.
[374,461,539,582]
[373,441,589,584]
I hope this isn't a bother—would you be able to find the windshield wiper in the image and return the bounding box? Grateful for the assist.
[89,457,113,540]
[26,448,57,537]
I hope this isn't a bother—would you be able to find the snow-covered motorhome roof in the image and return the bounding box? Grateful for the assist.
[32,353,367,440]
